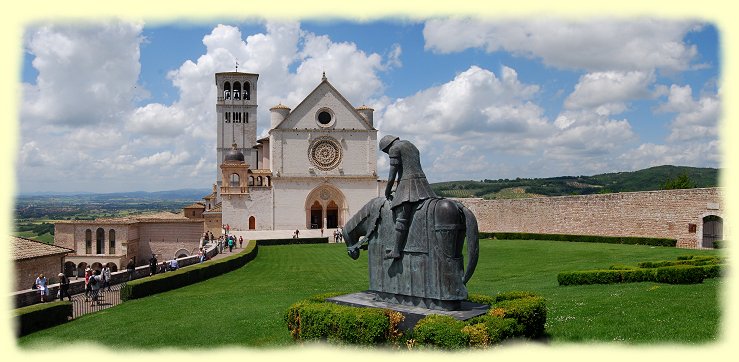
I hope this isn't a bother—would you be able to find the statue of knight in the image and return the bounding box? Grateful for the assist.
[380,135,437,259]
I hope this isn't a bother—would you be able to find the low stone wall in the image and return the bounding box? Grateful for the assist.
[456,187,725,249]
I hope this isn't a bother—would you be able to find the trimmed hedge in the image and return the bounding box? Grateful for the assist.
[120,241,258,301]
[14,301,72,337]
[257,237,328,246]
[559,256,723,286]
[480,231,676,247]
[285,291,547,349]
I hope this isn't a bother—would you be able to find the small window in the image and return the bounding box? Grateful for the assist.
[109,229,116,254]
[85,229,92,254]
[230,173,240,187]
[245,112,249,123]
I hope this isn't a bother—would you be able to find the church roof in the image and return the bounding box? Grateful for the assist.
[183,202,205,209]
[203,192,217,200]
[272,75,375,131]
[57,211,199,224]
[11,236,73,261]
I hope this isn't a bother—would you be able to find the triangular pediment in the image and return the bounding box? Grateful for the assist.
[273,80,374,131]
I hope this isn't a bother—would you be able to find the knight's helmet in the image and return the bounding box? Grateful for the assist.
[379,135,399,152]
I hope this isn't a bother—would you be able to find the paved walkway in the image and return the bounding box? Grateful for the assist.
[67,229,341,318]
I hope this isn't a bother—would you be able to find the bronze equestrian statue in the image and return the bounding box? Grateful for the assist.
[342,135,479,311]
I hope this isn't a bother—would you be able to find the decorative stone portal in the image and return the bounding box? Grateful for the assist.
[305,185,347,229]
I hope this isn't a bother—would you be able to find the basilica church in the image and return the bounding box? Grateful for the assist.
[199,71,383,235]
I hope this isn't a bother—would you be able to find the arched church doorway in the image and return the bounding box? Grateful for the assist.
[702,215,723,248]
[249,216,256,230]
[326,200,339,229]
[310,201,322,229]
[305,185,347,230]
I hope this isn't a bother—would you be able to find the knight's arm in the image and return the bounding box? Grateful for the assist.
[385,164,398,199]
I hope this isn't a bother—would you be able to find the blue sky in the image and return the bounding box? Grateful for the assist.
[17,18,721,193]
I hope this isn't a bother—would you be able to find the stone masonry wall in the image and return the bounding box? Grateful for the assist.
[456,188,725,249]
[16,255,64,291]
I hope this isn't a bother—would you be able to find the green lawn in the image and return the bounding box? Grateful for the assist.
[17,240,722,348]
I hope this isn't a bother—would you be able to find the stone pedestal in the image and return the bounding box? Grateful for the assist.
[326,291,489,331]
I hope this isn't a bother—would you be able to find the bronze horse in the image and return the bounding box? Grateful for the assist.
[342,196,479,310]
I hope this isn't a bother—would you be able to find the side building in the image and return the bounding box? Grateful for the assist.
[12,236,73,291]
[54,211,203,276]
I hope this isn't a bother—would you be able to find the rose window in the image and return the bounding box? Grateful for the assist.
[309,137,342,171]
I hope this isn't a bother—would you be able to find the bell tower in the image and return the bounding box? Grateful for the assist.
[215,71,258,183]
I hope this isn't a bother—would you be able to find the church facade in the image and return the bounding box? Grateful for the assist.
[207,71,383,233]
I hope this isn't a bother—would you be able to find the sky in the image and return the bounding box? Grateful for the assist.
[16,18,721,194]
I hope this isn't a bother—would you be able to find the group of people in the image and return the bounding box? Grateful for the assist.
[217,234,242,252]
[333,228,344,243]
[84,265,112,306]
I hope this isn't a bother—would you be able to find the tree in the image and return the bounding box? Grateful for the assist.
[662,173,696,190]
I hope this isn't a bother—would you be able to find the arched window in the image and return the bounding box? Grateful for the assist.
[85,229,92,254]
[248,176,254,186]
[233,81,241,100]
[230,173,240,187]
[224,82,231,100]
[109,229,116,254]
[257,176,263,186]
[96,228,105,254]
[244,82,251,100]
[249,216,256,230]
[265,176,270,187]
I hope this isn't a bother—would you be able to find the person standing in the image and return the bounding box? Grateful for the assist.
[84,267,93,301]
[126,257,136,281]
[238,236,243,249]
[57,273,72,301]
[101,264,112,291]
[34,273,48,302]
[149,254,158,276]
[89,270,101,306]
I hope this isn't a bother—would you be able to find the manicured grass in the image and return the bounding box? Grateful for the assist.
[17,240,722,348]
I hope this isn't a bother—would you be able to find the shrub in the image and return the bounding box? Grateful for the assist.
[121,241,258,301]
[479,232,676,247]
[654,265,705,284]
[713,240,723,249]
[14,301,72,337]
[461,323,489,348]
[558,270,622,286]
[494,296,547,338]
[701,264,722,279]
[477,316,521,344]
[609,264,636,270]
[413,314,469,349]
[284,299,390,345]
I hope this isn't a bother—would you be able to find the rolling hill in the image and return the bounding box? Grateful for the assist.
[431,165,720,199]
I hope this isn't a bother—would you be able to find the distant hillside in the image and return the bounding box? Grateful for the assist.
[431,165,720,199]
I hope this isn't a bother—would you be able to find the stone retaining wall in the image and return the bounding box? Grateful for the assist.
[456,188,725,249]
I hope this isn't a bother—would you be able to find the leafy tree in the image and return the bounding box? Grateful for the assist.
[662,173,696,190]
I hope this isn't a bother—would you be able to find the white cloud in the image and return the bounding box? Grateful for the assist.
[423,18,700,72]
[564,71,654,111]
[657,84,720,142]
[21,21,145,126]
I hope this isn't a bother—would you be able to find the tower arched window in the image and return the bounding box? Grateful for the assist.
[248,176,254,186]
[230,173,240,187]
[257,176,263,186]
[244,81,251,100]
[224,82,231,100]
[109,229,116,254]
[233,81,241,100]
[85,229,92,254]
[96,228,105,254]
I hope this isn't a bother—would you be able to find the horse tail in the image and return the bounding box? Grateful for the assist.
[461,204,479,284]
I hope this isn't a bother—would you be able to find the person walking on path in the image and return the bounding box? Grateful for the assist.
[101,264,112,291]
[149,254,158,276]
[57,273,72,301]
[228,236,234,252]
[126,257,136,281]
[89,270,102,307]
[238,236,243,249]
[84,267,92,301]
[34,273,48,302]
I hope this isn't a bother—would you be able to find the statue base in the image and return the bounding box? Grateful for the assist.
[326,291,489,331]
